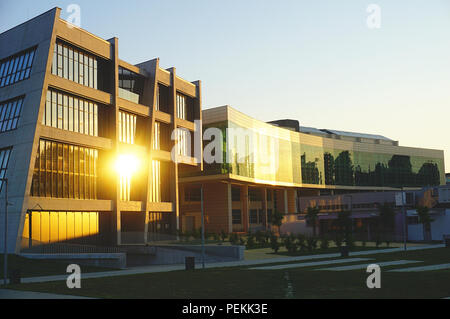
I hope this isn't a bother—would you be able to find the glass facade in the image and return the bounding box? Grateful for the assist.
[176,128,190,156]
[22,211,99,246]
[118,67,144,96]
[156,83,170,113]
[0,96,23,133]
[0,47,36,87]
[153,122,160,150]
[176,93,187,120]
[31,139,98,199]
[150,160,161,202]
[118,110,136,144]
[301,144,444,188]
[0,147,12,191]
[43,89,98,136]
[52,41,98,89]
[199,119,445,189]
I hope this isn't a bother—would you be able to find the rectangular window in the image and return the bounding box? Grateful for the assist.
[0,96,23,133]
[150,160,161,202]
[177,129,190,156]
[118,111,137,144]
[232,210,242,225]
[43,89,99,137]
[51,40,98,90]
[0,47,36,88]
[31,139,98,199]
[0,147,12,191]
[231,186,241,202]
[153,122,160,150]
[176,93,187,120]
[249,209,259,224]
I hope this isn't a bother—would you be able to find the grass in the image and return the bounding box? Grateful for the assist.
[0,254,114,278]
[6,247,450,299]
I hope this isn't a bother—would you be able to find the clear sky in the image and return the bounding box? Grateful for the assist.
[1,0,450,172]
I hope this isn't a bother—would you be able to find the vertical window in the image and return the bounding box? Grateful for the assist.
[51,40,98,89]
[0,148,12,191]
[153,122,160,150]
[118,111,137,144]
[0,96,24,132]
[151,160,161,202]
[0,47,36,87]
[43,89,98,137]
[176,93,187,120]
[31,140,98,199]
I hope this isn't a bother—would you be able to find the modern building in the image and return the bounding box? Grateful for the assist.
[179,105,446,234]
[0,8,202,253]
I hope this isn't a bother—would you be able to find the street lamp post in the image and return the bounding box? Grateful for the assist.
[402,188,407,251]
[200,185,205,269]
[343,194,353,237]
[1,178,8,286]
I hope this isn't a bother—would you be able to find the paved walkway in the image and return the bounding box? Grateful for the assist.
[317,260,421,271]
[0,289,92,299]
[249,258,372,270]
[388,263,450,272]
[0,244,444,285]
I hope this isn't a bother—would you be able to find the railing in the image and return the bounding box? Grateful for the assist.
[20,242,121,254]
[118,87,140,104]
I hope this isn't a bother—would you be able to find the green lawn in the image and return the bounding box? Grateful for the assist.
[0,254,114,278]
[6,248,450,299]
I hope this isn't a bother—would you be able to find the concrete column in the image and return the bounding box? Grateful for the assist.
[242,185,249,233]
[262,188,268,229]
[227,183,232,233]
[169,68,180,232]
[107,36,121,246]
[284,189,288,214]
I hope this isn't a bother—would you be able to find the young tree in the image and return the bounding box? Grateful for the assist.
[377,202,395,246]
[416,205,434,242]
[337,210,352,246]
[270,210,284,236]
[305,206,320,237]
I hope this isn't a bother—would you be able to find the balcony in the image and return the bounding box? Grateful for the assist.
[119,87,140,104]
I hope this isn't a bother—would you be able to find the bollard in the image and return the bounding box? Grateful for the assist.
[9,269,21,285]
[185,256,195,270]
[340,246,349,257]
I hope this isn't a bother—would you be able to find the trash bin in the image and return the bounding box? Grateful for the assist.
[185,257,195,270]
[444,235,450,248]
[9,269,21,285]
[340,246,349,257]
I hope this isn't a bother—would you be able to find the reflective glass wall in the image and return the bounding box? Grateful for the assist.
[200,116,444,188]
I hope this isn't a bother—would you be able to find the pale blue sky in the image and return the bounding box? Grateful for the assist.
[1,0,450,172]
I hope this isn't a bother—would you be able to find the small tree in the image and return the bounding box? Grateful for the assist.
[297,234,307,251]
[416,205,434,242]
[320,236,330,250]
[229,233,239,245]
[306,236,318,252]
[270,210,284,235]
[270,235,280,253]
[337,210,352,245]
[220,230,228,242]
[377,202,395,246]
[246,234,256,249]
[305,206,320,237]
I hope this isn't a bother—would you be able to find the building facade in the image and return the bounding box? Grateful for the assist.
[179,105,445,234]
[0,8,202,253]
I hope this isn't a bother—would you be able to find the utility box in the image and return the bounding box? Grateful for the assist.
[444,235,450,248]
[340,246,349,257]
[185,257,195,270]
[9,269,21,285]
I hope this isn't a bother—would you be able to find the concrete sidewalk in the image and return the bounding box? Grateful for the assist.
[0,244,444,285]
[0,289,92,299]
